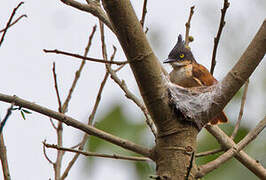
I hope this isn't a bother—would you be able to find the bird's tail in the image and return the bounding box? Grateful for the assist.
[210,111,228,125]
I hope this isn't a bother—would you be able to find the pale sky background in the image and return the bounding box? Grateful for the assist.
[0,0,265,179]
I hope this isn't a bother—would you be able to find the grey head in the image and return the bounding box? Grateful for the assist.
[164,34,196,67]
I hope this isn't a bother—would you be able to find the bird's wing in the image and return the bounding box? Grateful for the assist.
[192,63,218,86]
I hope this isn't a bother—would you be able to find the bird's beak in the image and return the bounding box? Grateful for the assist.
[163,58,176,63]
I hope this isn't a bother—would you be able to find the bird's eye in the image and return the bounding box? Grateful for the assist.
[179,54,185,58]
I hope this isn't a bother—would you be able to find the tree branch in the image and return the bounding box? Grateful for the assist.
[102,0,198,178]
[0,14,27,33]
[197,117,266,178]
[231,79,249,139]
[0,105,13,180]
[140,0,148,27]
[196,148,223,158]
[0,134,11,180]
[43,49,128,65]
[210,0,230,75]
[52,62,63,113]
[196,19,266,127]
[44,142,150,162]
[185,6,195,47]
[0,2,24,47]
[59,0,113,31]
[0,93,151,158]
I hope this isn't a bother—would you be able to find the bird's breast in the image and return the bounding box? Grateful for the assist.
[169,64,202,88]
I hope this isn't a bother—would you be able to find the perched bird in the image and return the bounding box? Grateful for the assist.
[164,35,228,125]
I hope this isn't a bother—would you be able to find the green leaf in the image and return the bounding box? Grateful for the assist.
[22,109,32,114]
[20,111,26,120]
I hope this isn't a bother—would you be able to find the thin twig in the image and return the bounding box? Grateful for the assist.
[69,142,82,149]
[59,0,113,31]
[0,104,13,134]
[0,105,14,180]
[185,6,195,47]
[140,0,148,27]
[105,47,157,137]
[114,64,126,72]
[88,73,109,125]
[61,25,97,114]
[43,49,128,65]
[52,62,63,113]
[0,2,24,47]
[0,14,27,33]
[52,60,64,180]
[61,70,110,179]
[196,148,223,158]
[185,152,194,180]
[231,79,249,139]
[44,142,150,162]
[54,122,63,180]
[198,117,266,178]
[0,134,11,180]
[87,23,113,125]
[98,21,157,137]
[42,140,55,165]
[49,118,57,130]
[58,26,97,180]
[61,71,109,180]
[210,0,230,75]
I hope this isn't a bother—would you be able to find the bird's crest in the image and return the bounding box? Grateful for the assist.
[166,34,195,62]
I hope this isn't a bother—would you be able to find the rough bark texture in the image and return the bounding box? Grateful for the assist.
[102,0,198,179]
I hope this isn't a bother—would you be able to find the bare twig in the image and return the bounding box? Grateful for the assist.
[105,47,157,137]
[0,104,13,134]
[88,72,109,125]
[58,26,97,179]
[44,142,150,162]
[196,148,223,158]
[52,58,64,180]
[114,64,126,72]
[61,25,97,114]
[198,117,266,178]
[61,71,109,180]
[140,0,148,27]
[231,79,249,139]
[52,62,63,113]
[0,14,27,33]
[43,49,128,65]
[98,21,157,137]
[0,105,14,180]
[61,24,113,179]
[185,152,195,180]
[42,140,55,165]
[185,6,195,47]
[49,118,57,130]
[88,22,111,125]
[59,0,113,31]
[0,2,24,47]
[54,122,63,180]
[210,0,230,75]
[0,135,11,180]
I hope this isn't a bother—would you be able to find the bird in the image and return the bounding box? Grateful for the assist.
[163,34,228,125]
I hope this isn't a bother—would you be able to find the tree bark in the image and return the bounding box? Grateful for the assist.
[102,0,198,179]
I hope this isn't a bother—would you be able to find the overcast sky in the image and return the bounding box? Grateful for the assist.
[0,0,265,179]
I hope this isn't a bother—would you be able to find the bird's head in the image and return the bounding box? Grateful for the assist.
[164,34,196,68]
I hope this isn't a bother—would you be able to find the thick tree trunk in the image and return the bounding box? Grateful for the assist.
[102,0,198,179]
